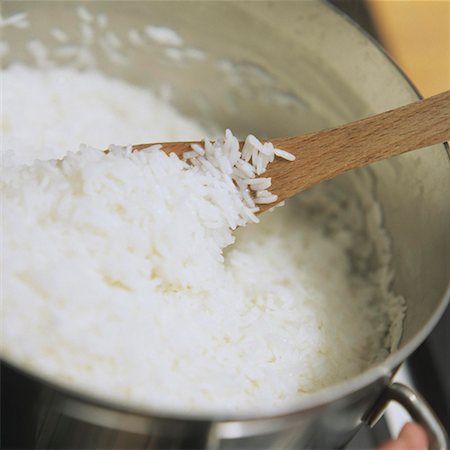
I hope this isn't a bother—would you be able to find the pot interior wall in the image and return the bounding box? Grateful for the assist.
[2,0,449,370]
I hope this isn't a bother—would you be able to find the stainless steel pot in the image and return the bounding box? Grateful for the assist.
[2,1,449,449]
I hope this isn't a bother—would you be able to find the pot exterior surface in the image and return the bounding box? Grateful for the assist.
[2,1,449,449]
[2,362,389,449]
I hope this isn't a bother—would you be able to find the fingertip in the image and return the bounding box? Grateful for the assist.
[398,422,429,449]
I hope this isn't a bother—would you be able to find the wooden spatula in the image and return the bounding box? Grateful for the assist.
[132,90,450,213]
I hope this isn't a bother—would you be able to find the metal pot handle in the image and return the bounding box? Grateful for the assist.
[365,382,449,450]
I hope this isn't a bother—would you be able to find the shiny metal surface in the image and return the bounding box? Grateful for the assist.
[3,362,389,449]
[2,1,449,449]
[366,383,449,449]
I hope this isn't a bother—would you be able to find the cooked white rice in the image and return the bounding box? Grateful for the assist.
[1,65,405,414]
[2,64,206,166]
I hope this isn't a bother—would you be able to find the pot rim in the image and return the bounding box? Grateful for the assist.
[2,0,449,424]
[3,288,449,423]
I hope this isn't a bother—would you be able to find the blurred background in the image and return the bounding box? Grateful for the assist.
[369,0,450,97]
[332,0,450,97]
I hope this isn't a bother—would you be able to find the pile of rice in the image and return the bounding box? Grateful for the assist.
[1,65,405,414]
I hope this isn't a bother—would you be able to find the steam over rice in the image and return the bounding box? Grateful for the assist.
[1,66,405,414]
